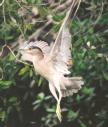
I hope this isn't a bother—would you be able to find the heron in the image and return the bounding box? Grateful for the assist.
[19,0,84,122]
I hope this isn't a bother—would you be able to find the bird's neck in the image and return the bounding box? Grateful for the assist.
[33,52,44,61]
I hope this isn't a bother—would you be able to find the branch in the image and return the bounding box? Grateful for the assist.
[0,0,5,6]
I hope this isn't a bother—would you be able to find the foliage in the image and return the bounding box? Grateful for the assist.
[0,0,108,127]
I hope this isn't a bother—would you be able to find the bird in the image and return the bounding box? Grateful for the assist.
[19,0,84,122]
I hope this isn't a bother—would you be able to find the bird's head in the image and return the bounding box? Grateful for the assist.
[19,42,44,62]
[20,44,42,55]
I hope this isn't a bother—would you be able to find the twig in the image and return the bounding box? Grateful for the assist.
[93,1,104,26]
[17,23,25,39]
[2,2,6,24]
[7,45,33,66]
[52,0,72,12]
[29,20,52,41]
[1,44,33,67]
[0,0,5,6]
[0,67,3,80]
[14,0,22,8]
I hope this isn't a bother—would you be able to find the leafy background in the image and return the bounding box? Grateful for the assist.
[0,0,108,127]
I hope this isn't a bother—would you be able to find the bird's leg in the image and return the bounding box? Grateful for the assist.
[56,93,62,122]
[49,83,58,102]
[54,81,62,122]
[49,83,62,121]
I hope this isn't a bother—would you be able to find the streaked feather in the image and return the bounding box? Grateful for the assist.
[61,77,84,97]
[21,41,51,54]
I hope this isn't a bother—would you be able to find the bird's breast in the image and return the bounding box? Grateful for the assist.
[33,58,54,81]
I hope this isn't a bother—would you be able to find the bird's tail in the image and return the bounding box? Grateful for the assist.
[61,77,84,97]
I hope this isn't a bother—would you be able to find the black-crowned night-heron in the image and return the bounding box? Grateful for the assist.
[19,0,84,121]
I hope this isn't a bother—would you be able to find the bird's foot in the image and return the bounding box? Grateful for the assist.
[56,102,62,122]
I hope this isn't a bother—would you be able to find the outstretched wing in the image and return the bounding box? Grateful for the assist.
[49,0,81,75]
[49,0,81,57]
[53,25,72,75]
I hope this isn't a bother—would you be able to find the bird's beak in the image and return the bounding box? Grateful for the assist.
[19,48,24,51]
[19,48,27,53]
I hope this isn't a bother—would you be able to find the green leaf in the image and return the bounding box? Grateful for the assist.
[8,97,17,103]
[46,108,55,113]
[78,120,87,127]
[67,110,79,121]
[18,66,29,76]
[0,80,13,89]
[103,72,108,80]
[29,69,33,77]
[53,14,65,22]
[9,54,16,61]
[52,24,60,33]
[88,27,94,34]
[26,0,36,4]
[76,94,81,103]
[82,87,94,95]
[38,77,44,87]
[0,111,6,122]
[37,93,45,100]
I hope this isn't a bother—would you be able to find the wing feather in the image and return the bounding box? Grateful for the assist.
[23,41,51,54]
[49,0,81,56]
[53,26,72,75]
[48,0,81,75]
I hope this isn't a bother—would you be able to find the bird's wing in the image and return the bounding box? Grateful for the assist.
[49,0,81,57]
[52,25,72,75]
[48,0,81,75]
[27,41,51,54]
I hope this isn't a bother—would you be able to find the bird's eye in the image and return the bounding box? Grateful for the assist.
[29,48,32,50]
